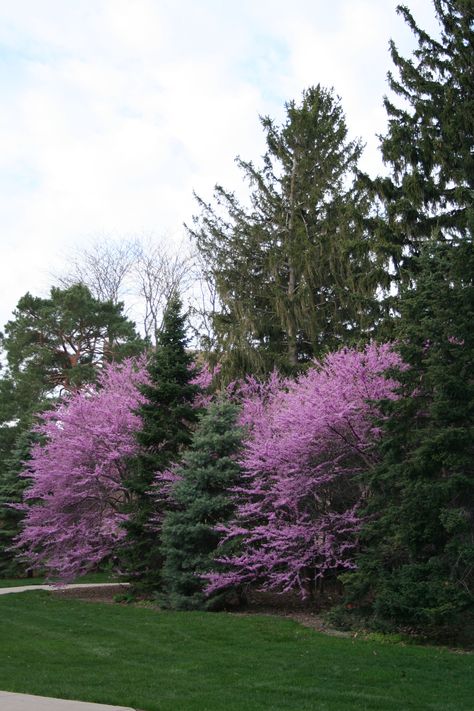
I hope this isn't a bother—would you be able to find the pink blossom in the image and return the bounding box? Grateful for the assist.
[190,361,221,408]
[16,357,149,582]
[206,343,404,598]
[447,336,465,346]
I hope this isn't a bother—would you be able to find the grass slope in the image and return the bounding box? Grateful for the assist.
[0,592,472,711]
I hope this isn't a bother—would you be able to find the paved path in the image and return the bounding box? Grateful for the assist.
[0,583,128,595]
[0,691,136,710]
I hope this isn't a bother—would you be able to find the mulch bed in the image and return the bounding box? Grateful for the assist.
[51,584,129,603]
[48,584,474,649]
[50,584,349,636]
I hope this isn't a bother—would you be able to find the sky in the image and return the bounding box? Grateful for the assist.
[0,0,440,332]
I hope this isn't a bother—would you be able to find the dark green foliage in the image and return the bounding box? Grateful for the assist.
[0,283,144,396]
[365,0,474,291]
[0,426,38,578]
[160,400,243,610]
[0,373,48,579]
[0,427,36,578]
[190,85,383,379]
[120,294,201,594]
[343,0,474,640]
[347,240,474,637]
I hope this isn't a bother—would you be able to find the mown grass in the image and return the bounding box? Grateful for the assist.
[0,592,472,711]
[0,571,116,587]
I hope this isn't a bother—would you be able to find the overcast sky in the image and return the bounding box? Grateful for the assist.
[0,0,440,331]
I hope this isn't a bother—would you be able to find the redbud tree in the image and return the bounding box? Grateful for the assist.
[16,358,148,582]
[16,352,218,583]
[205,343,403,599]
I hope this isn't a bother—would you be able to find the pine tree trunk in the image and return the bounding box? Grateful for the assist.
[287,153,298,367]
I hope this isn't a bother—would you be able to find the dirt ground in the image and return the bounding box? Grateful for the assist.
[50,584,350,636]
[51,584,129,603]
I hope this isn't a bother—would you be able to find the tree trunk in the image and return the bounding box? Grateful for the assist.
[286,153,298,367]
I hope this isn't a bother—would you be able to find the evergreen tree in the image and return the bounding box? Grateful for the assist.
[0,428,36,577]
[347,240,474,637]
[120,294,201,594]
[190,85,383,378]
[366,0,473,292]
[343,2,474,639]
[160,400,243,610]
[1,283,145,397]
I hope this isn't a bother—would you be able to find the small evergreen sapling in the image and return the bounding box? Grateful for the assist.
[160,400,243,610]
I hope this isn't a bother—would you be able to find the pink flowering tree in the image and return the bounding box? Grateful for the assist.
[205,343,404,599]
[15,358,149,582]
[15,356,220,582]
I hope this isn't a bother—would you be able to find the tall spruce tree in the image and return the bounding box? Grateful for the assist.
[120,294,201,594]
[366,0,473,293]
[347,240,474,636]
[160,400,243,610]
[345,0,474,639]
[189,85,383,378]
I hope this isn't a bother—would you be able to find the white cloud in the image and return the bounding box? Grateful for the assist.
[0,0,439,331]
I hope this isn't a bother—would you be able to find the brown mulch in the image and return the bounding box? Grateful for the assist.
[50,583,349,636]
[51,584,129,603]
[231,588,351,636]
[48,584,474,650]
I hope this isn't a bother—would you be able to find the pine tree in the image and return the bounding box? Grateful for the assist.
[0,366,47,580]
[160,400,243,610]
[367,0,473,291]
[343,2,474,639]
[347,240,474,637]
[190,85,383,378]
[120,294,201,594]
[1,284,145,396]
[0,427,36,578]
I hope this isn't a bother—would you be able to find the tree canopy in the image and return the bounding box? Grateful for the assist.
[190,85,384,378]
[15,358,147,582]
[367,0,473,290]
[206,344,403,600]
[347,240,474,634]
[0,283,145,398]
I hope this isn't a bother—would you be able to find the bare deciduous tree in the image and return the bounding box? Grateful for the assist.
[56,236,195,346]
[56,237,140,305]
[133,238,193,344]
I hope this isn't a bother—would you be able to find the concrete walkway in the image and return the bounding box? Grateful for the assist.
[0,583,128,595]
[0,691,136,710]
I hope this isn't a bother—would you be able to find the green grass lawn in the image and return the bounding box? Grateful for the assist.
[0,572,117,587]
[0,593,472,711]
